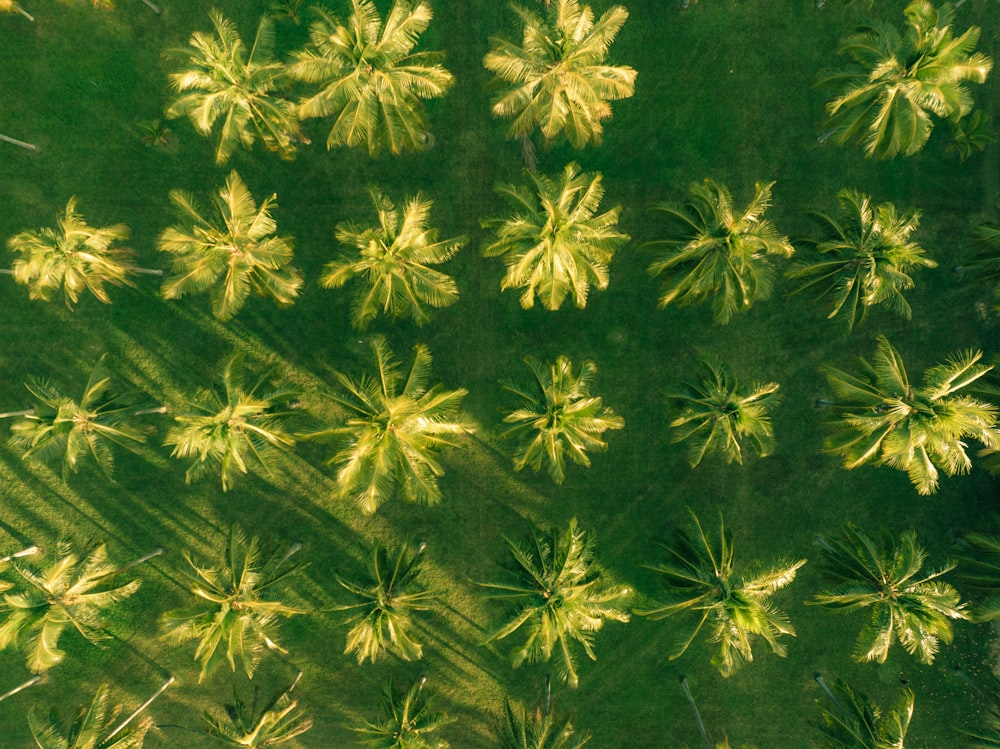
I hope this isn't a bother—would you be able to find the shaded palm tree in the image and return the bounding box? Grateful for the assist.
[964,220,1000,313]
[165,10,301,165]
[160,525,306,682]
[308,336,473,514]
[814,677,915,749]
[483,162,628,310]
[666,357,780,468]
[644,179,794,324]
[957,674,1000,747]
[321,188,464,328]
[500,355,624,484]
[497,678,590,749]
[818,0,992,159]
[158,171,303,321]
[480,518,631,688]
[288,0,453,156]
[203,672,313,747]
[955,531,1000,622]
[332,539,435,664]
[636,510,804,678]
[164,352,298,491]
[809,524,967,664]
[354,676,452,749]
[820,335,999,494]
[483,0,636,149]
[787,189,937,331]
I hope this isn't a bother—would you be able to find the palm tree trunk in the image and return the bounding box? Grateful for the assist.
[116,547,165,574]
[13,3,34,20]
[680,676,712,749]
[140,0,162,13]
[0,269,13,275]
[133,267,164,276]
[133,405,168,416]
[0,545,40,563]
[0,134,38,151]
[813,673,843,711]
[0,674,42,703]
[103,676,175,743]
[0,408,34,419]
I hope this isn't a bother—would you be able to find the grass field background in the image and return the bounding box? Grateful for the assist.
[0,0,999,746]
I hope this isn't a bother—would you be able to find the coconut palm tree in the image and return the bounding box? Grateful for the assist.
[644,179,794,324]
[814,677,915,749]
[666,357,780,468]
[480,518,631,688]
[163,352,298,492]
[332,539,436,664]
[500,355,624,484]
[497,679,590,749]
[809,524,967,664]
[308,336,473,514]
[288,0,453,156]
[820,335,999,494]
[958,674,1000,747]
[636,510,805,678]
[203,672,313,747]
[965,220,1000,313]
[818,0,993,159]
[160,525,305,682]
[353,676,452,749]
[321,188,464,328]
[955,531,1000,622]
[165,10,301,165]
[482,162,628,310]
[483,0,637,149]
[158,171,303,321]
[787,189,937,331]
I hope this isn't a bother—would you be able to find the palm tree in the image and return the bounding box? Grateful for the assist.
[965,220,1000,313]
[353,676,452,749]
[308,336,473,514]
[787,190,937,331]
[814,677,915,749]
[957,674,1000,747]
[158,171,303,321]
[321,188,464,328]
[497,679,590,749]
[165,10,301,165]
[203,672,313,747]
[817,0,993,159]
[0,0,34,21]
[480,518,631,688]
[163,352,298,492]
[636,510,804,678]
[331,539,436,664]
[483,0,637,149]
[820,335,999,495]
[288,0,454,156]
[160,525,306,682]
[482,162,628,310]
[500,355,624,484]
[0,540,158,673]
[955,531,1000,622]
[666,357,780,468]
[644,179,794,324]
[809,524,967,664]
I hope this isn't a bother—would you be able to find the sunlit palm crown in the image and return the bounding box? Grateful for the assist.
[8,197,135,307]
[484,0,636,148]
[166,10,301,164]
[819,0,992,159]
[203,681,313,748]
[158,171,302,321]
[498,697,591,749]
[28,684,153,749]
[289,0,454,155]
[321,187,463,328]
[815,679,915,749]
[484,162,628,310]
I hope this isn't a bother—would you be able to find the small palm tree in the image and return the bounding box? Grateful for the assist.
[332,539,435,664]
[644,179,794,324]
[500,355,624,484]
[818,0,993,159]
[809,524,967,664]
[321,188,464,328]
[166,10,301,165]
[203,673,313,747]
[814,678,915,749]
[636,510,805,678]
[480,518,631,688]
[158,171,303,321]
[160,525,306,682]
[497,680,590,749]
[354,676,452,749]
[483,162,628,310]
[164,353,298,491]
[309,336,473,514]
[820,335,999,494]
[483,0,637,149]
[289,0,454,156]
[787,189,937,332]
[666,357,780,468]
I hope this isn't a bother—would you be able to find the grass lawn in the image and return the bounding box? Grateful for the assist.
[0,0,999,746]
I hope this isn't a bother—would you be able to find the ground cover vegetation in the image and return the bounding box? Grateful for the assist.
[0,0,998,746]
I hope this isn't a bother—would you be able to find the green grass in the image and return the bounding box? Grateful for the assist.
[0,0,998,746]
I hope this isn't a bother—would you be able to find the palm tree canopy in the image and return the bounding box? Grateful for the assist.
[166,10,301,164]
[957,531,1000,622]
[7,197,135,307]
[818,0,993,159]
[28,684,153,749]
[158,170,303,321]
[821,335,999,494]
[203,677,313,748]
[483,162,628,310]
[815,678,915,749]
[645,179,794,324]
[321,187,463,328]
[484,0,636,148]
[354,677,453,749]
[497,696,590,749]
[289,0,453,155]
